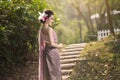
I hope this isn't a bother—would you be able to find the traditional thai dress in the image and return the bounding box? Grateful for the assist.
[38,28,62,80]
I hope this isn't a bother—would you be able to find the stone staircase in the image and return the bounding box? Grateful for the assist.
[60,43,87,80]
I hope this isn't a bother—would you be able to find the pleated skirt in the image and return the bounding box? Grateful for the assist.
[43,46,62,80]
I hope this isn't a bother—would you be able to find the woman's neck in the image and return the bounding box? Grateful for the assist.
[42,23,49,35]
[43,23,49,29]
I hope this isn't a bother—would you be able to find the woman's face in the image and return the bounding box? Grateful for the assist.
[46,15,54,26]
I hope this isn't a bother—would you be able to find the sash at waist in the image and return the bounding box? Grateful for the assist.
[45,45,57,49]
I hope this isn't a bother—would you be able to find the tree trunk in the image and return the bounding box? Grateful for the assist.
[77,8,91,32]
[78,19,82,43]
[105,0,115,35]
[87,2,95,34]
[71,2,91,33]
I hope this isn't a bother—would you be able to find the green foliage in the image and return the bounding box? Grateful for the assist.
[105,33,120,53]
[84,34,97,42]
[55,22,80,44]
[0,0,49,77]
[112,34,120,53]
[68,35,120,80]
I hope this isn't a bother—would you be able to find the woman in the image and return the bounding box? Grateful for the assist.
[38,10,63,80]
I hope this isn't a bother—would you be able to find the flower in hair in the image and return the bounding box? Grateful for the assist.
[38,12,48,21]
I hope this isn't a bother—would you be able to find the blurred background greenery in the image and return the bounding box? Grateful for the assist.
[45,0,120,43]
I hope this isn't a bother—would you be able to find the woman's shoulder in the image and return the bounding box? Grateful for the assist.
[49,27,54,31]
[49,27,53,30]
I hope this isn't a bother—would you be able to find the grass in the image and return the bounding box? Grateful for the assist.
[68,34,120,80]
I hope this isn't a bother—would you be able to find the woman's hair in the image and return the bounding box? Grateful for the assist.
[40,10,54,23]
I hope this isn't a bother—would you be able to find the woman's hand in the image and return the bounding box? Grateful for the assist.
[58,43,63,48]
[44,40,49,44]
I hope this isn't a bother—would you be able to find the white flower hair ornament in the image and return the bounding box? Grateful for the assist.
[38,12,48,22]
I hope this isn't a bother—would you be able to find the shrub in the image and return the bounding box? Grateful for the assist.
[0,0,48,77]
[68,35,120,80]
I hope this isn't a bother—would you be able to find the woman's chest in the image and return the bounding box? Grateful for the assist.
[42,34,49,41]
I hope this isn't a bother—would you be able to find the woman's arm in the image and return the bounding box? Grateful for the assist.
[48,27,62,48]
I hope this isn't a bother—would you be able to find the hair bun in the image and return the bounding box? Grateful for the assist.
[38,10,54,23]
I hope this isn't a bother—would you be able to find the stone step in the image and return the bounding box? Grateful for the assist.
[62,69,72,75]
[68,43,87,46]
[67,45,86,49]
[61,57,86,64]
[62,75,70,80]
[61,43,87,80]
[62,48,83,52]
[60,51,81,56]
[65,46,85,49]
[60,55,80,60]
[60,58,79,64]
[61,63,76,69]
